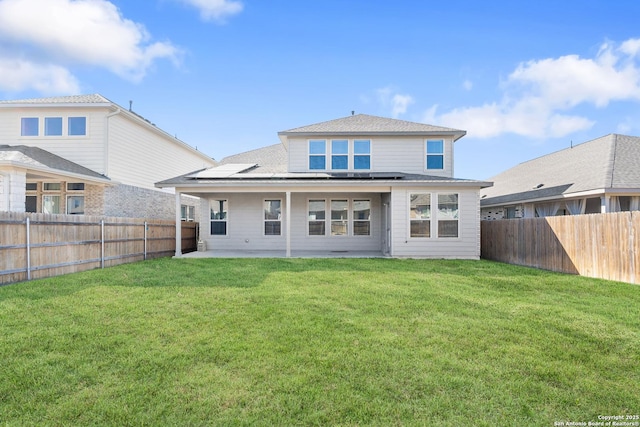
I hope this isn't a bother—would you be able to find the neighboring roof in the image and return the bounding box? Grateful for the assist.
[0,94,112,106]
[0,145,111,183]
[481,134,640,206]
[278,114,466,141]
[220,143,287,173]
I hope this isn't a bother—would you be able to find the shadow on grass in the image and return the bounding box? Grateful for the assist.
[0,256,615,303]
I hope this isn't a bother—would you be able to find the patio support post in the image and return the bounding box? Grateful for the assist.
[286,191,291,257]
[175,191,182,257]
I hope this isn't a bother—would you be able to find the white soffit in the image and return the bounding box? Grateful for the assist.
[187,163,257,178]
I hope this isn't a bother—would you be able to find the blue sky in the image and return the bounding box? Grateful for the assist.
[2,0,640,179]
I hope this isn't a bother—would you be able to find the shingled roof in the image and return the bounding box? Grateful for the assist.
[480,134,640,206]
[0,145,109,181]
[0,94,112,105]
[278,114,466,140]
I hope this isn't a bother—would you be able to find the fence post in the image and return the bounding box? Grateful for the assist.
[26,217,31,281]
[101,219,105,269]
[144,221,148,260]
[630,212,636,284]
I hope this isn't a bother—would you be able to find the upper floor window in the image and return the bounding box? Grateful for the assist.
[331,140,348,170]
[68,117,87,136]
[210,199,228,235]
[354,140,371,170]
[309,139,372,171]
[426,140,444,170]
[309,140,326,170]
[21,118,39,136]
[45,117,63,136]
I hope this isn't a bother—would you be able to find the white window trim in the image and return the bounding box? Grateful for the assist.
[307,198,327,237]
[435,193,460,239]
[408,192,432,239]
[210,199,228,237]
[425,139,445,171]
[263,199,283,237]
[308,139,373,172]
[352,199,371,237]
[20,115,88,138]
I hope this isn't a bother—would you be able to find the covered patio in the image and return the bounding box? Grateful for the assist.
[179,249,386,258]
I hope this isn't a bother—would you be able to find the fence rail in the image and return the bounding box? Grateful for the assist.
[481,211,640,284]
[0,212,197,285]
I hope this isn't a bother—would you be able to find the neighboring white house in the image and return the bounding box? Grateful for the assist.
[0,94,217,219]
[481,134,640,220]
[157,114,492,258]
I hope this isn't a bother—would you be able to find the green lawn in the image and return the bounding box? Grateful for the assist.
[0,258,638,426]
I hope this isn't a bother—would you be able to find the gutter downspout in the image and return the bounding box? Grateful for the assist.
[104,107,121,178]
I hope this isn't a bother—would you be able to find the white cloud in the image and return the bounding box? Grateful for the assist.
[462,79,473,91]
[176,0,243,22]
[376,87,414,118]
[0,0,181,93]
[0,57,80,94]
[429,38,640,139]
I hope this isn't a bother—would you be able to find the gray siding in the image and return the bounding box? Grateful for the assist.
[389,186,481,259]
[287,136,454,177]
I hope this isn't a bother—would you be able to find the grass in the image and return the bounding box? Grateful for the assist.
[0,258,638,426]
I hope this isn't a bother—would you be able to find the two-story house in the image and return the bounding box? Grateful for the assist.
[0,94,217,220]
[157,114,492,258]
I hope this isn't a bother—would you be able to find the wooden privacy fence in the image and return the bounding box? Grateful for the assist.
[481,211,640,284]
[0,212,197,285]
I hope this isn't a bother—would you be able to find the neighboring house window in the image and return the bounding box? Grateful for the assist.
[210,200,227,235]
[68,117,87,136]
[353,200,371,236]
[410,193,431,237]
[67,196,85,215]
[67,183,85,191]
[331,199,349,236]
[309,140,326,170]
[264,199,282,236]
[21,118,39,136]
[66,182,85,215]
[505,206,516,219]
[43,182,61,191]
[354,139,371,170]
[438,194,459,238]
[45,117,63,136]
[426,140,444,170]
[181,205,195,221]
[43,195,61,214]
[308,200,326,236]
[331,140,348,170]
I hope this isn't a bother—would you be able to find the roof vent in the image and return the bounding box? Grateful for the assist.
[534,183,544,189]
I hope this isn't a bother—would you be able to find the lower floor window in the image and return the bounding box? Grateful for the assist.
[210,199,227,235]
[438,194,459,238]
[67,196,85,215]
[409,193,459,238]
[43,195,61,214]
[264,199,282,235]
[331,200,349,236]
[308,199,371,236]
[410,194,431,237]
[26,181,85,214]
[181,205,195,221]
